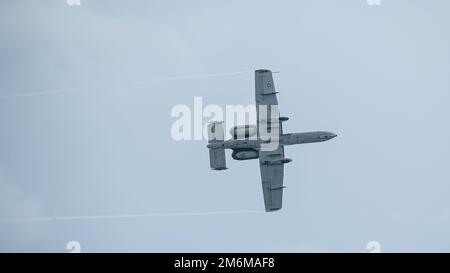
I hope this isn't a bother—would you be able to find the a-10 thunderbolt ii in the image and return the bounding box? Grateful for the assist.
[207,69,337,212]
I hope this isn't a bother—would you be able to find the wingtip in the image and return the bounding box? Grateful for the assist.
[255,69,271,74]
[255,69,281,74]
[265,207,282,212]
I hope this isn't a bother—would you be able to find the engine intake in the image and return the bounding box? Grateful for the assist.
[230,125,257,139]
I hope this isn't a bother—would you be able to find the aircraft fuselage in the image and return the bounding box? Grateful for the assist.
[207,131,337,160]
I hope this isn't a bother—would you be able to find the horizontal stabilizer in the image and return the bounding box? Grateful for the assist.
[207,121,224,143]
[207,121,227,170]
[209,148,227,170]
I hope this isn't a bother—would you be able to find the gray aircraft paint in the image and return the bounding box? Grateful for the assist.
[2,1,450,252]
[207,70,336,211]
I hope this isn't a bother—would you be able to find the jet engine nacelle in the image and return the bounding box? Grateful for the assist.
[231,148,259,160]
[230,125,257,139]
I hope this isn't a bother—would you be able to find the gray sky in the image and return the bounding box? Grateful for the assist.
[1,0,450,252]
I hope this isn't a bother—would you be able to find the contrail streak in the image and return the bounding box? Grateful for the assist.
[0,210,264,223]
[0,70,252,99]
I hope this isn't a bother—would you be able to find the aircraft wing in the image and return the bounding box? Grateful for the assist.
[255,69,285,211]
[255,69,278,109]
[255,69,283,135]
[259,146,285,212]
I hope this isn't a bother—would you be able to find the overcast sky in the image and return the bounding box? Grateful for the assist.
[1,0,450,252]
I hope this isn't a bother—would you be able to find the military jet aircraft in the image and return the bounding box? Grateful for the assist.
[207,69,337,212]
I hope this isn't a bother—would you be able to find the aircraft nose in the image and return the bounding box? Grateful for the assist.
[330,133,337,138]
